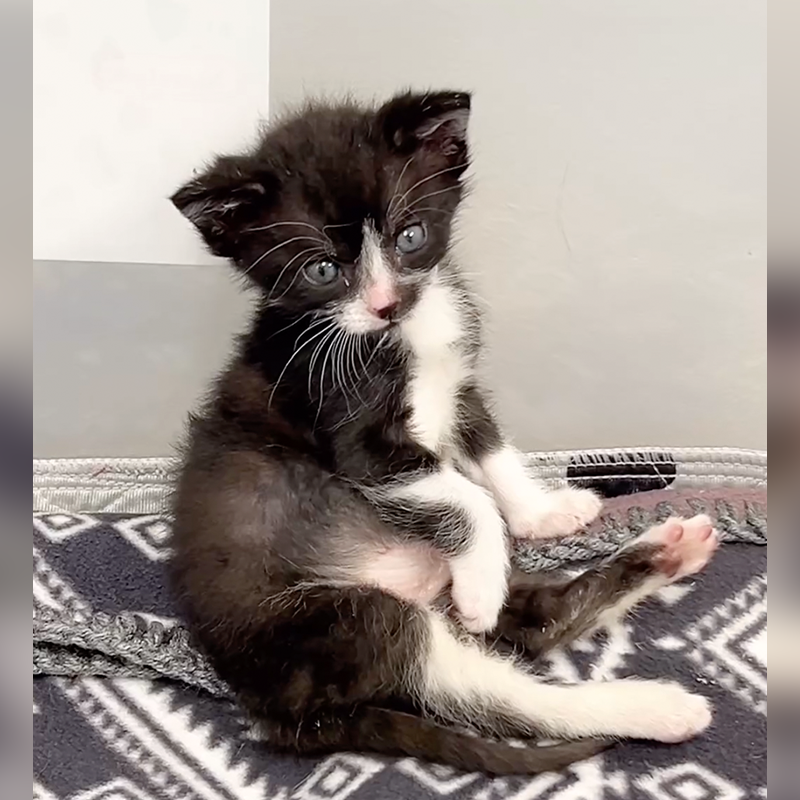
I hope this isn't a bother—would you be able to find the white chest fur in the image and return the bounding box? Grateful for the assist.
[400,276,470,453]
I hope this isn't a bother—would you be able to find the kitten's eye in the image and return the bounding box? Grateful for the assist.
[303,259,341,286]
[396,223,427,254]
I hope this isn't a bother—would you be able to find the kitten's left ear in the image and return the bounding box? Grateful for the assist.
[378,90,471,158]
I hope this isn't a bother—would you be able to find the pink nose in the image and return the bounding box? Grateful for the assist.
[373,298,399,320]
[366,284,399,320]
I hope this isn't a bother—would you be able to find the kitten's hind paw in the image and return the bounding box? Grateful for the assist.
[630,683,713,743]
[637,514,719,580]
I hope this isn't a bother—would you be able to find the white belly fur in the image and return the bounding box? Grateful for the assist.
[400,275,469,453]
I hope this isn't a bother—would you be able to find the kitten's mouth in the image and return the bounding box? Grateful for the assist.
[368,305,403,328]
[376,313,409,331]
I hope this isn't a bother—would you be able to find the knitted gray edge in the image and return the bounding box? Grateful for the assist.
[33,447,767,515]
[32,447,767,693]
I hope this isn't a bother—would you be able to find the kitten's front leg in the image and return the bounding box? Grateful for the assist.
[455,385,602,539]
[367,465,510,633]
[479,447,603,539]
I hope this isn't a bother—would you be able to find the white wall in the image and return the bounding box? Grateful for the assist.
[271,0,767,451]
[34,1,268,457]
[33,0,270,266]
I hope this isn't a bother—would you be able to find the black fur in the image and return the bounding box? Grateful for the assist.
[495,548,661,658]
[169,91,675,775]
[455,383,504,461]
[171,93,470,290]
[367,494,474,553]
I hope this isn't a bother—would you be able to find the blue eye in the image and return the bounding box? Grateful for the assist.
[304,259,341,286]
[396,223,427,254]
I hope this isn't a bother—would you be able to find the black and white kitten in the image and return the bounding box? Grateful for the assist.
[169,90,718,775]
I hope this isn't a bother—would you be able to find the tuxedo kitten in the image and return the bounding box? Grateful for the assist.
[169,90,718,775]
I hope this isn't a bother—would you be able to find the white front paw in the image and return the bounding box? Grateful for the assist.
[451,558,508,634]
[507,487,603,539]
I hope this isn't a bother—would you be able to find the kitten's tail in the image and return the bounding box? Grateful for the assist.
[351,706,611,776]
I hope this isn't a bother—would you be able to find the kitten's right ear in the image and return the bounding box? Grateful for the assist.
[378,90,472,159]
[171,157,277,258]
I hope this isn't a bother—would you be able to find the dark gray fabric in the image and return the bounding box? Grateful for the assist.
[33,489,766,692]
[33,493,767,799]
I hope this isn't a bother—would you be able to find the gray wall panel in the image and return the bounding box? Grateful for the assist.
[34,261,253,457]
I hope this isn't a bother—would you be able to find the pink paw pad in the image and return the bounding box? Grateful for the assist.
[638,514,719,580]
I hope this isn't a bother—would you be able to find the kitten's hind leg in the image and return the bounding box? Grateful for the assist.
[419,610,713,744]
[245,584,608,775]
[246,580,708,775]
[493,514,719,658]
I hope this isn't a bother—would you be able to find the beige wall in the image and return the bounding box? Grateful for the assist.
[271,0,767,451]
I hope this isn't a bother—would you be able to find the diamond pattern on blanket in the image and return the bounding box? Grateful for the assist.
[635,763,745,800]
[34,513,99,542]
[33,512,767,800]
[686,575,767,715]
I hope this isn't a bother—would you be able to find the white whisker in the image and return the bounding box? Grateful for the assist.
[344,333,365,406]
[307,324,339,398]
[245,221,327,237]
[355,334,369,376]
[266,247,327,303]
[400,185,462,217]
[390,163,465,221]
[268,320,336,409]
[333,331,354,416]
[321,220,359,235]
[314,326,341,425]
[265,310,316,341]
[397,206,454,225]
[266,246,328,302]
[296,314,335,347]
[242,236,325,277]
[386,155,416,217]
[364,331,389,370]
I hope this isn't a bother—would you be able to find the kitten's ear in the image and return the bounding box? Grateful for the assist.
[378,90,471,158]
[171,156,277,258]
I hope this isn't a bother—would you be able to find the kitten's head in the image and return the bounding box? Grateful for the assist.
[172,90,471,333]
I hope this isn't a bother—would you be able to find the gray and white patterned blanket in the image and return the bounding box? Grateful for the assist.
[32,449,767,800]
